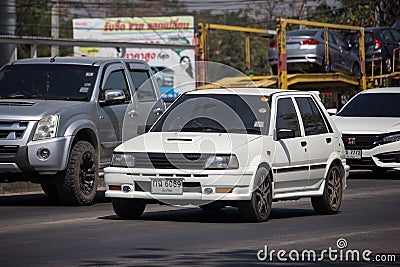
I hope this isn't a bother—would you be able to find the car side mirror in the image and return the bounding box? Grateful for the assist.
[99,89,126,105]
[276,129,295,140]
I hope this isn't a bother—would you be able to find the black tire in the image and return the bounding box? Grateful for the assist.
[352,63,360,78]
[40,183,58,199]
[112,198,146,219]
[383,50,392,74]
[311,164,343,214]
[322,57,331,73]
[56,141,98,206]
[239,167,272,222]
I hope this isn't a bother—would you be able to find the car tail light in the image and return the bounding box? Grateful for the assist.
[269,40,277,48]
[301,38,320,45]
[374,33,382,50]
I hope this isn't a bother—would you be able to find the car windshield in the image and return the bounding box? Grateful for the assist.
[151,94,271,135]
[0,64,98,100]
[337,93,400,117]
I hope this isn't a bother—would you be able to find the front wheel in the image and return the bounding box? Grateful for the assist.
[311,164,343,214]
[112,198,146,219]
[56,141,99,206]
[239,167,272,222]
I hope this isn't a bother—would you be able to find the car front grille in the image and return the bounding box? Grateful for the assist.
[133,152,215,169]
[0,121,29,140]
[342,134,384,150]
[346,158,376,168]
[0,145,19,155]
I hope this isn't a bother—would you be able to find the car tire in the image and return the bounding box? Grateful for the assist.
[352,63,360,78]
[383,52,392,74]
[40,183,58,199]
[239,167,272,222]
[56,141,99,206]
[112,198,146,219]
[311,164,343,214]
[322,57,331,73]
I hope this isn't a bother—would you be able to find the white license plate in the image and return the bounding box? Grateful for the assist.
[151,179,183,195]
[345,150,362,159]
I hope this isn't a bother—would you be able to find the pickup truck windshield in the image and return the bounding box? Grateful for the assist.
[151,94,271,135]
[0,64,99,100]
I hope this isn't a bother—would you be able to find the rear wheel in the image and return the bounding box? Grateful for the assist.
[322,57,331,73]
[383,54,392,74]
[112,198,146,219]
[239,167,272,222]
[311,164,343,214]
[56,141,98,206]
[352,63,360,78]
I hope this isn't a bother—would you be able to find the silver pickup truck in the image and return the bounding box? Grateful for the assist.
[0,57,165,205]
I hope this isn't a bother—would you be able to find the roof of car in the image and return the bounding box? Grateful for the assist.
[10,57,147,67]
[360,87,400,94]
[189,88,312,97]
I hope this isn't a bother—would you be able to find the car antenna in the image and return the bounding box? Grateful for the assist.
[50,55,57,63]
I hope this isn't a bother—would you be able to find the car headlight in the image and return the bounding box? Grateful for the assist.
[111,153,135,168]
[382,133,400,144]
[204,154,239,169]
[33,115,59,141]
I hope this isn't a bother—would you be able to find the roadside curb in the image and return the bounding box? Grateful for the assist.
[0,182,43,196]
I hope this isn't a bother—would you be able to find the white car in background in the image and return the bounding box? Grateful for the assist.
[332,88,400,173]
[105,88,349,222]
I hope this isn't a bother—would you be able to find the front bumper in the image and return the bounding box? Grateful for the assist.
[0,136,72,175]
[345,141,400,170]
[104,167,255,205]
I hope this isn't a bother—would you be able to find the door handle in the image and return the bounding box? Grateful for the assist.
[326,137,332,144]
[128,110,138,119]
[153,107,164,116]
[301,141,307,147]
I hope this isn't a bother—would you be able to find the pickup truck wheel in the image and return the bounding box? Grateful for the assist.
[112,198,146,219]
[40,183,58,199]
[57,141,98,206]
[311,164,343,214]
[239,167,272,222]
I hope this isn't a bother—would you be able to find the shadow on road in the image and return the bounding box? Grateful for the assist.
[349,170,400,180]
[99,206,317,224]
[0,190,110,206]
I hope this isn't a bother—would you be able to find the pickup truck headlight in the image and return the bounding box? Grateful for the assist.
[111,153,135,168]
[33,115,59,141]
[204,154,239,169]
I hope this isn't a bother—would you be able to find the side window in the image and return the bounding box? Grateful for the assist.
[390,29,400,42]
[276,98,301,137]
[295,97,328,136]
[102,70,131,102]
[129,70,157,102]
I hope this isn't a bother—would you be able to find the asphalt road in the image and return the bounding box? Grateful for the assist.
[0,171,399,266]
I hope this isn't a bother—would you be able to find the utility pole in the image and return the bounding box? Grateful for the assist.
[51,0,59,57]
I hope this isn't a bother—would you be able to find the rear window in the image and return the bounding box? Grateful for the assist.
[337,93,400,117]
[287,30,318,37]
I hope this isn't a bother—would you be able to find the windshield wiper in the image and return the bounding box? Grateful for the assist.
[227,128,261,134]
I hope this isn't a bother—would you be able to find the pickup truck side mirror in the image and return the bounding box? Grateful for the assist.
[99,89,126,105]
[276,129,295,140]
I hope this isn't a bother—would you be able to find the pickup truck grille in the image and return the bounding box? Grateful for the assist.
[0,145,19,155]
[0,121,29,140]
[133,152,212,169]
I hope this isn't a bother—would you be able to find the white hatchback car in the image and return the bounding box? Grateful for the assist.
[332,87,400,173]
[105,88,349,222]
